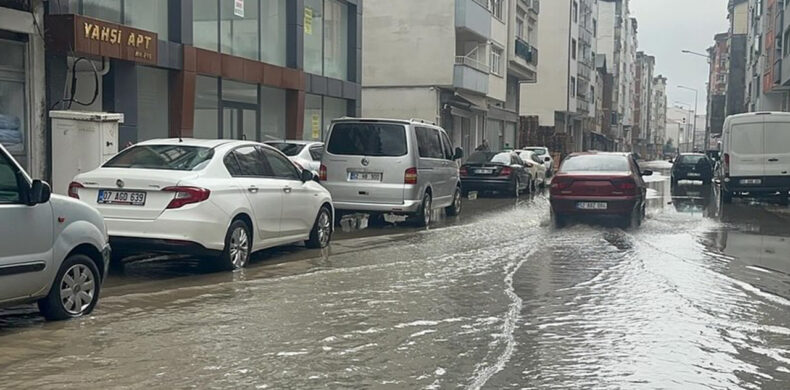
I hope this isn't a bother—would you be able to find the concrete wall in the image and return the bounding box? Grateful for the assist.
[520,0,571,126]
[362,0,456,87]
[362,87,439,123]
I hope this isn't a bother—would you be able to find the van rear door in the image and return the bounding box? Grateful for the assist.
[323,122,410,205]
[728,119,765,178]
[763,120,790,177]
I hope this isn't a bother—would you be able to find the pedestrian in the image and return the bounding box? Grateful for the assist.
[476,139,490,151]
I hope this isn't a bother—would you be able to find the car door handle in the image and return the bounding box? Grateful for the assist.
[283,186,292,194]
[247,186,259,193]
[769,158,779,162]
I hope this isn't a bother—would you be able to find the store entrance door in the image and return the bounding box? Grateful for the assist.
[222,101,258,141]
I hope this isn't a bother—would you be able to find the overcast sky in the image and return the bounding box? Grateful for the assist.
[630,0,730,115]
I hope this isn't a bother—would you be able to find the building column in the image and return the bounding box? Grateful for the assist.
[171,46,197,138]
[286,90,306,139]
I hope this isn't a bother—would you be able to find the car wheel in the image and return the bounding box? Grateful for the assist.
[415,192,433,227]
[218,220,252,271]
[551,210,565,228]
[306,206,333,249]
[445,187,462,217]
[38,254,101,321]
[624,206,642,229]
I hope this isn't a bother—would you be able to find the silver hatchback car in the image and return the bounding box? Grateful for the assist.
[320,118,464,226]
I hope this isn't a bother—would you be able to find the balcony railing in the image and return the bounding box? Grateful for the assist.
[515,37,538,66]
[455,56,490,73]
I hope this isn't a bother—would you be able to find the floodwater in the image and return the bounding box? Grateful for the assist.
[1,162,789,389]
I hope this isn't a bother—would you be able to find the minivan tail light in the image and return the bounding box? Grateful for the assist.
[163,187,211,209]
[319,164,327,181]
[499,166,513,176]
[68,182,84,199]
[723,153,730,176]
[404,167,418,184]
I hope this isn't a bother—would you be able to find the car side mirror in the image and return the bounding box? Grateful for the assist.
[29,179,51,205]
[641,170,653,177]
[454,147,464,160]
[544,157,551,162]
[300,169,314,182]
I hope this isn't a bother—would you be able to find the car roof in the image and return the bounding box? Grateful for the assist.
[330,117,443,129]
[264,140,323,146]
[567,151,631,157]
[135,138,238,148]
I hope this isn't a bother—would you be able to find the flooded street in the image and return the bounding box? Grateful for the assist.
[1,162,789,389]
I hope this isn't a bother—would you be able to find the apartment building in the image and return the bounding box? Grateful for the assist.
[651,75,667,155]
[708,33,728,136]
[362,0,539,155]
[633,51,654,157]
[520,0,597,154]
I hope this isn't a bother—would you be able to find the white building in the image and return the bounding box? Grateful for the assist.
[651,75,668,152]
[362,0,539,154]
[520,0,597,154]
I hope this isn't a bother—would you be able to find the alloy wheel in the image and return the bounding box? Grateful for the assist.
[317,209,332,247]
[423,196,432,226]
[59,264,96,315]
[454,190,462,213]
[229,226,250,268]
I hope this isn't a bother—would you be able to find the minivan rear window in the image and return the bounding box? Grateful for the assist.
[327,123,407,157]
[104,145,214,171]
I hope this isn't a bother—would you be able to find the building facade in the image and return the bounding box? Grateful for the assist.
[650,75,667,155]
[520,0,597,154]
[708,32,728,137]
[36,0,361,180]
[596,0,634,151]
[633,51,654,157]
[362,0,539,155]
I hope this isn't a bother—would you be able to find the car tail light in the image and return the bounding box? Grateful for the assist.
[319,164,327,181]
[612,179,638,195]
[404,167,418,184]
[723,153,730,176]
[163,187,211,209]
[499,166,513,176]
[459,166,469,176]
[68,182,84,199]
[550,177,574,191]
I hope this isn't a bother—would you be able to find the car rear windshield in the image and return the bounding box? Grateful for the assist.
[467,152,511,164]
[560,155,631,173]
[327,123,407,157]
[267,142,305,157]
[678,155,707,165]
[104,145,214,171]
[527,148,547,156]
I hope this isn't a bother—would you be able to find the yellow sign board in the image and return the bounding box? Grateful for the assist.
[304,7,313,35]
[311,114,321,140]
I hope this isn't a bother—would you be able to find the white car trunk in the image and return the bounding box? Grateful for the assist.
[76,168,199,220]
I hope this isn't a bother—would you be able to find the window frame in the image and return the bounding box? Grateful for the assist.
[259,146,302,180]
[440,132,455,161]
[226,145,272,177]
[0,148,25,205]
[415,127,445,160]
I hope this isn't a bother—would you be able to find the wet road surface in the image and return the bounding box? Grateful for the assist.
[1,162,790,389]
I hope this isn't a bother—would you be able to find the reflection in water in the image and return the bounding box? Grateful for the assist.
[671,183,715,217]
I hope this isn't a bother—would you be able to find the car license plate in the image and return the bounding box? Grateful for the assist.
[740,178,762,185]
[349,172,382,182]
[97,190,147,206]
[475,169,493,174]
[687,173,701,177]
[577,202,608,210]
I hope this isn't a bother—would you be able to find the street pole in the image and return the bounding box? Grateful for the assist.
[678,85,699,152]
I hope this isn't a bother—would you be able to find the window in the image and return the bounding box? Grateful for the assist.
[0,152,21,204]
[593,19,598,38]
[221,0,259,60]
[0,40,26,163]
[573,1,578,23]
[194,76,219,139]
[104,145,214,171]
[304,94,323,141]
[416,127,444,159]
[261,0,288,66]
[324,0,349,80]
[124,0,169,40]
[193,0,219,51]
[491,46,503,76]
[560,155,630,173]
[260,86,287,141]
[570,77,577,97]
[323,97,349,137]
[309,146,324,161]
[231,146,269,176]
[490,0,504,20]
[327,123,408,157]
[440,132,455,160]
[136,67,170,142]
[260,147,300,180]
[82,0,121,23]
[572,39,577,60]
[304,0,325,75]
[267,143,305,156]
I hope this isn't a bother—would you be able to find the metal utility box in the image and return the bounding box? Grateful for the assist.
[50,111,124,195]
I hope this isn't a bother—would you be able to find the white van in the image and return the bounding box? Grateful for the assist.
[719,112,790,203]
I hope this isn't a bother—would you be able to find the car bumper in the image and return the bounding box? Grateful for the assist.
[109,237,218,257]
[333,199,422,214]
[673,172,712,181]
[723,176,790,194]
[550,196,639,215]
[461,177,514,192]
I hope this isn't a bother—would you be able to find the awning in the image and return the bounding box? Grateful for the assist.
[453,91,488,111]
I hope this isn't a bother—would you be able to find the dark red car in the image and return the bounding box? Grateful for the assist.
[549,152,652,228]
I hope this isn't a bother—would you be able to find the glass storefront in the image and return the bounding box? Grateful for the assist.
[222,80,258,141]
[73,0,168,39]
[194,75,219,139]
[304,0,349,80]
[304,0,324,75]
[193,0,219,51]
[136,67,170,142]
[0,39,27,168]
[303,94,349,141]
[220,0,259,60]
[260,86,286,141]
[261,0,288,66]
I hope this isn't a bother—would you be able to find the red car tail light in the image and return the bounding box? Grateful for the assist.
[459,166,469,176]
[319,164,327,181]
[499,166,513,176]
[723,153,730,177]
[551,177,573,191]
[611,179,638,195]
[163,187,211,209]
[404,167,418,184]
[68,182,84,199]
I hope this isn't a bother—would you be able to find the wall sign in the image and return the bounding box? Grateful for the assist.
[46,15,158,65]
[234,0,245,17]
[304,7,314,35]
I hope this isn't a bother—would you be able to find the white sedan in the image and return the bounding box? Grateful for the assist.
[265,140,323,173]
[515,150,548,189]
[522,146,554,176]
[70,139,334,270]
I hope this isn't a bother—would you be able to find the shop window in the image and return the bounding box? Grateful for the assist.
[221,0,260,60]
[194,0,219,51]
[304,0,324,75]
[82,0,121,23]
[194,76,219,139]
[222,80,258,141]
[261,0,288,66]
[324,0,348,80]
[124,0,169,40]
[260,86,286,141]
[136,67,170,142]
[322,96,348,137]
[303,94,323,141]
[0,40,26,167]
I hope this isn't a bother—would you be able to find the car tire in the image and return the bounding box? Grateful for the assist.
[414,192,433,227]
[551,210,566,228]
[445,187,463,217]
[218,219,252,271]
[306,206,333,249]
[722,189,733,204]
[38,254,101,321]
[624,205,643,229]
[511,178,521,198]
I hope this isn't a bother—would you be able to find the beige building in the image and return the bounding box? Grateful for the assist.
[362,0,539,154]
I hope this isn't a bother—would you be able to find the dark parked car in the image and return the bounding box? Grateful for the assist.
[671,153,714,185]
[460,151,532,197]
[550,152,652,228]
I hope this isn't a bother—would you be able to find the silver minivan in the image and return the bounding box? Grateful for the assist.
[320,118,464,226]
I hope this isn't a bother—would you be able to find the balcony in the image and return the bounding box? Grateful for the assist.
[515,37,538,66]
[454,56,489,95]
[456,0,492,40]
